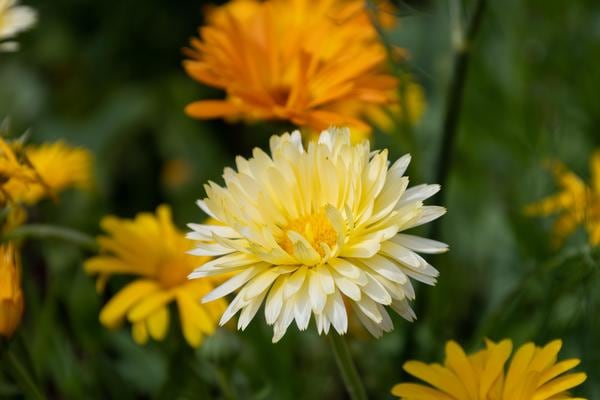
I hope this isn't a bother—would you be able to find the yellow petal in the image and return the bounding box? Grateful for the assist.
[444,341,478,400]
[99,280,159,328]
[480,339,512,398]
[127,290,174,323]
[132,321,148,345]
[390,383,453,400]
[533,372,587,400]
[147,306,169,341]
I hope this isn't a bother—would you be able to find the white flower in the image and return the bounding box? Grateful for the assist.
[0,0,37,52]
[188,128,447,342]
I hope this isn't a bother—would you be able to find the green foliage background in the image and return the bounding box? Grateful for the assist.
[1,0,599,398]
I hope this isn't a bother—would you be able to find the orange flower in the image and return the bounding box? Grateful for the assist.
[184,0,399,132]
[0,244,24,338]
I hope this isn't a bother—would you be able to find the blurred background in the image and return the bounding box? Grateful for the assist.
[1,0,599,398]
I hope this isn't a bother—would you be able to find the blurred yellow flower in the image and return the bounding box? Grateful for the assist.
[0,0,37,52]
[161,158,193,190]
[391,339,587,400]
[525,151,600,247]
[0,243,24,338]
[85,205,226,347]
[4,141,93,205]
[184,0,399,132]
[189,128,446,342]
[0,137,37,190]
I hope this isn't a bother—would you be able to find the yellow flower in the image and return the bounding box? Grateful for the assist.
[4,141,93,205]
[525,151,600,247]
[183,0,399,132]
[0,243,24,338]
[85,205,227,347]
[0,0,37,52]
[391,339,587,400]
[189,128,447,342]
[0,136,37,190]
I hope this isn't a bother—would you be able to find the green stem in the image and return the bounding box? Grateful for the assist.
[215,366,236,400]
[430,0,488,239]
[4,349,46,400]
[328,334,367,400]
[2,224,98,252]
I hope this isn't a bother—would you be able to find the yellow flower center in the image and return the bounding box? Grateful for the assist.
[157,259,191,289]
[279,210,337,257]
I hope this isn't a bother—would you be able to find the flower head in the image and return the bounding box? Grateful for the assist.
[4,141,93,205]
[85,205,227,347]
[0,0,37,52]
[525,151,600,247]
[184,0,399,132]
[391,339,587,400]
[0,243,24,338]
[189,128,446,342]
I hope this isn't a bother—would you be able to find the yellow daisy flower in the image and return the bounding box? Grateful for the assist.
[0,243,24,338]
[525,151,600,247]
[188,128,447,342]
[0,0,36,52]
[85,205,227,347]
[391,339,587,400]
[4,141,93,205]
[183,0,399,132]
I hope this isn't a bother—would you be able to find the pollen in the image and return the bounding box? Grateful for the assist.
[279,210,338,257]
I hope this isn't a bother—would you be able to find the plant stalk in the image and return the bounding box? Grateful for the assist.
[1,224,98,252]
[328,334,367,400]
[431,0,488,239]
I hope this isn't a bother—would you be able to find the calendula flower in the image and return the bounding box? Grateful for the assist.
[525,151,600,247]
[188,128,446,342]
[0,0,37,52]
[0,243,24,338]
[183,0,399,132]
[391,339,587,400]
[4,141,93,205]
[85,205,227,347]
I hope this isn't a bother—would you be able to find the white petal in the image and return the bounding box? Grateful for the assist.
[355,296,383,324]
[340,239,381,258]
[187,241,234,256]
[391,298,416,322]
[394,234,448,254]
[293,282,311,330]
[187,223,240,240]
[325,290,348,334]
[332,272,361,301]
[308,270,327,313]
[265,276,286,325]
[359,254,408,284]
[202,265,266,303]
[361,272,392,305]
[328,258,362,280]
[379,241,421,269]
[401,206,447,230]
[397,184,440,207]
[196,199,218,219]
[315,264,335,294]
[283,266,307,299]
[238,290,268,331]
